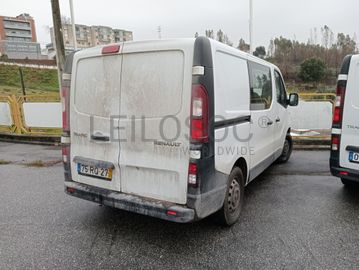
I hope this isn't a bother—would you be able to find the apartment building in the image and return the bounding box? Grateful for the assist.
[0,13,41,59]
[49,23,133,55]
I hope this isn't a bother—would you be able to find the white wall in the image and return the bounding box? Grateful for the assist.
[0,100,334,132]
[288,100,333,130]
[0,102,12,126]
[23,103,62,128]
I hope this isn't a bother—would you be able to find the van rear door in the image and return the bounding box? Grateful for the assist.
[70,46,123,192]
[118,40,194,204]
[340,55,359,170]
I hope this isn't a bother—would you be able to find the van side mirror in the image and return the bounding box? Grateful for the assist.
[288,93,299,106]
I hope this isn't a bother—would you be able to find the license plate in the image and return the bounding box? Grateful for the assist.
[77,163,112,180]
[349,151,359,163]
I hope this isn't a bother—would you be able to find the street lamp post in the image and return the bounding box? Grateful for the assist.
[249,0,253,54]
[69,0,77,51]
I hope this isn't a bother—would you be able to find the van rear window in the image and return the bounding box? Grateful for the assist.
[120,50,184,118]
[74,55,122,117]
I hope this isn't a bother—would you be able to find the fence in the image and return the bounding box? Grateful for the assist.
[0,92,335,140]
[0,93,61,136]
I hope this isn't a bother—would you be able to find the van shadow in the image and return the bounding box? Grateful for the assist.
[82,205,236,262]
[337,184,359,204]
[79,175,279,261]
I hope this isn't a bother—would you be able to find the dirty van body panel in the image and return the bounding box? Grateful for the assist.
[212,43,251,183]
[118,40,194,205]
[70,46,123,192]
[339,55,359,172]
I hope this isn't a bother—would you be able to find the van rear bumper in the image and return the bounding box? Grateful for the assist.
[330,157,359,182]
[64,181,195,223]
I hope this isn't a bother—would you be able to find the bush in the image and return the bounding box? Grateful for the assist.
[298,58,326,84]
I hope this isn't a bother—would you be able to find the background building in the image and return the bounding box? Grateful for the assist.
[48,23,133,57]
[0,13,41,59]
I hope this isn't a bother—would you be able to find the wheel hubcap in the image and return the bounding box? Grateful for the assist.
[282,139,290,156]
[228,179,241,214]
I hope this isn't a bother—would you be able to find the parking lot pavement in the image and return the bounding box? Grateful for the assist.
[0,142,358,270]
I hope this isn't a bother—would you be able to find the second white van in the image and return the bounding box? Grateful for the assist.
[330,54,359,186]
[61,37,298,225]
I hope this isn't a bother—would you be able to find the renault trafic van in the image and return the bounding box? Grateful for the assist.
[62,37,298,225]
[330,55,359,186]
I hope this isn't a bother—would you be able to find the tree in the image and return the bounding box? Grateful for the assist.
[205,29,214,39]
[0,54,9,61]
[237,38,250,52]
[223,34,233,47]
[253,46,266,58]
[298,58,326,86]
[216,29,224,43]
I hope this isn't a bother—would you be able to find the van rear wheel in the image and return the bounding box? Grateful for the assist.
[215,167,244,226]
[277,135,293,163]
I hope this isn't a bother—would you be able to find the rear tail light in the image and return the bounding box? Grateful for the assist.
[331,135,340,151]
[62,145,70,164]
[61,85,70,133]
[188,163,198,187]
[333,82,346,126]
[190,84,209,143]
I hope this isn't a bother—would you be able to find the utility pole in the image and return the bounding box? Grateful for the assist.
[69,0,77,50]
[51,0,66,90]
[249,0,254,54]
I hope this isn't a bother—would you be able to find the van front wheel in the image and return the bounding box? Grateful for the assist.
[215,167,244,226]
[277,135,293,163]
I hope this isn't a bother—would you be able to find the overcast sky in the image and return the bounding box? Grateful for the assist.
[1,0,358,49]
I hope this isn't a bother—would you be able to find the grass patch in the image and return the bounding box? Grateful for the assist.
[24,159,62,167]
[0,64,59,93]
[0,159,12,165]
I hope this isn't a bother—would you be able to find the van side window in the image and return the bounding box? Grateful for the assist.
[248,62,273,110]
[274,70,288,107]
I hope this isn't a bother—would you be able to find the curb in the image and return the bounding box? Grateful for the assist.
[0,133,60,146]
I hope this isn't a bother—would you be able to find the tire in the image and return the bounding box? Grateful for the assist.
[341,178,359,187]
[277,135,293,164]
[215,167,245,226]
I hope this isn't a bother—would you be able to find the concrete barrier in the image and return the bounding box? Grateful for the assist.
[0,102,12,126]
[23,102,62,128]
[0,94,334,146]
[289,100,333,130]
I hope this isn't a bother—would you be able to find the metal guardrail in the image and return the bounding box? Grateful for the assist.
[0,93,61,136]
[298,93,336,104]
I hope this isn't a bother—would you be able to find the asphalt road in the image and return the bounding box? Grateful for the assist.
[0,142,358,270]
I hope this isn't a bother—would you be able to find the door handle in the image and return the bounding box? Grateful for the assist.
[276,117,281,123]
[91,134,110,142]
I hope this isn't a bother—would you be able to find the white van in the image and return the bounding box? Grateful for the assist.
[61,37,298,225]
[330,54,359,186]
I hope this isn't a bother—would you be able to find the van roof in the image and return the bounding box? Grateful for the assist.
[72,37,279,71]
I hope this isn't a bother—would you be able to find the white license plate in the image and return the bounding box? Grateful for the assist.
[77,163,112,180]
[349,151,359,163]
